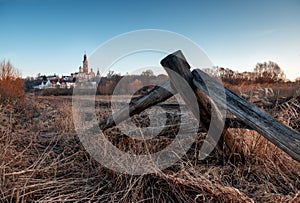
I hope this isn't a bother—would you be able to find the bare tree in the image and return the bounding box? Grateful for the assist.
[254,61,285,82]
[0,60,24,106]
[0,60,21,80]
[141,69,154,77]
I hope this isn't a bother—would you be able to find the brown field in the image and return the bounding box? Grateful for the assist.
[1,84,300,202]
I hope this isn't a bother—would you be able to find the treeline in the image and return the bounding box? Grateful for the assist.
[1,59,299,100]
[204,61,287,85]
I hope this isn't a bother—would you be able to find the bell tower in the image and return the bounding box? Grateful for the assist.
[83,52,89,74]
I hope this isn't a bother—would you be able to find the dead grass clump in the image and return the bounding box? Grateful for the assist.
[224,128,300,201]
[272,96,300,131]
[54,101,76,134]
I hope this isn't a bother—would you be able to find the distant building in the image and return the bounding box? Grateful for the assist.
[83,53,88,74]
[33,79,52,89]
[73,53,98,81]
[96,68,101,77]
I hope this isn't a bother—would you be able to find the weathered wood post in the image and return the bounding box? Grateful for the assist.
[160,51,241,160]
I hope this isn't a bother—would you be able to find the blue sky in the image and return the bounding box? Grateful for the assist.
[0,0,299,80]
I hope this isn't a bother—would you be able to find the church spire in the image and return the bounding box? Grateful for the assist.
[83,52,88,74]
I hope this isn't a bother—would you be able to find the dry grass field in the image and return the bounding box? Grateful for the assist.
[1,84,300,202]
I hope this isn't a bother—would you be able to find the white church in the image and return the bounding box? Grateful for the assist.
[72,53,100,81]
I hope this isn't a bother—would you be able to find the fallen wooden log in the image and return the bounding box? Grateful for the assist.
[99,81,174,130]
[160,50,300,162]
[191,69,300,162]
